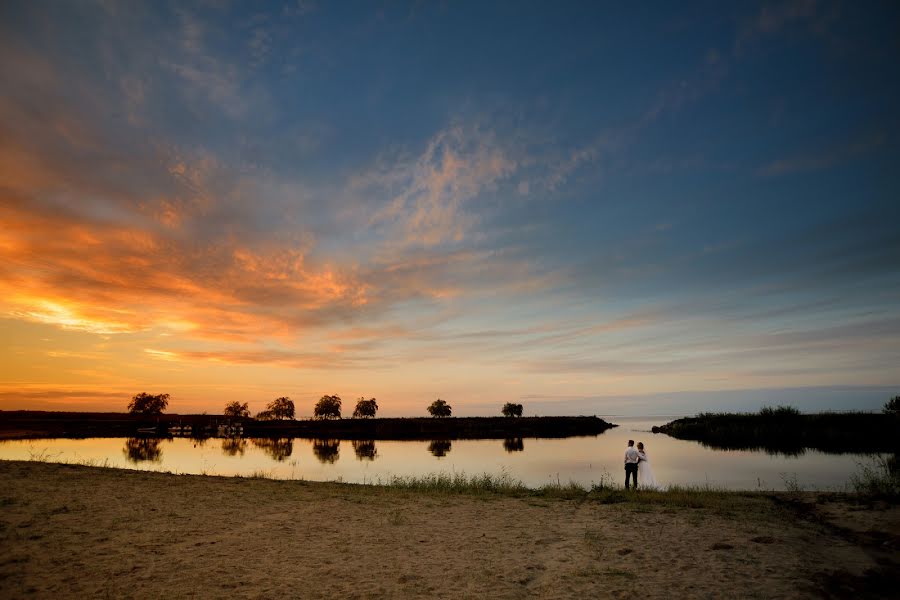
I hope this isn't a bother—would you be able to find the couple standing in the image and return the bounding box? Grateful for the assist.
[624,439,657,490]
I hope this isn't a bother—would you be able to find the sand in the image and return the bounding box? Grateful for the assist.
[1,460,897,599]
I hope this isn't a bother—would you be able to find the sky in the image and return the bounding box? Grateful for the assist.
[1,1,898,417]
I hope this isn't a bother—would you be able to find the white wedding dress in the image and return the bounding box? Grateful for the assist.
[637,451,659,490]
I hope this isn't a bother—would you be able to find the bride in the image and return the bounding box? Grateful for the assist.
[637,442,658,490]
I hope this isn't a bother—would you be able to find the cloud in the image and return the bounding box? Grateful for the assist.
[756,132,885,177]
[366,125,518,247]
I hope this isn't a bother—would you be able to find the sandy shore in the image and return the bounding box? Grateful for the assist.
[1,461,897,599]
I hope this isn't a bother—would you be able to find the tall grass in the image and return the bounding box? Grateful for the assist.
[850,455,899,500]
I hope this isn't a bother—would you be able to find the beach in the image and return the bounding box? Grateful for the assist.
[1,460,897,599]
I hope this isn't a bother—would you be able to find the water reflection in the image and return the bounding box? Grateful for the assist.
[221,437,247,456]
[352,439,377,461]
[251,437,294,462]
[123,437,163,463]
[503,437,524,453]
[312,439,340,464]
[428,439,452,457]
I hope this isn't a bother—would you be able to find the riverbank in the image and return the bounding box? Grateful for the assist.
[2,461,897,598]
[0,411,614,440]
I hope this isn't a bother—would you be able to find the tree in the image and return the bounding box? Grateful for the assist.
[427,398,451,418]
[267,397,295,420]
[353,397,378,418]
[255,409,275,421]
[127,392,169,416]
[501,402,523,417]
[315,395,342,419]
[884,396,900,414]
[223,401,250,419]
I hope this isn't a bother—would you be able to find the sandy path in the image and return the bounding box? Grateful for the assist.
[0,461,895,599]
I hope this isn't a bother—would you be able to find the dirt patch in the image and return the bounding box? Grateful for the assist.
[0,461,896,599]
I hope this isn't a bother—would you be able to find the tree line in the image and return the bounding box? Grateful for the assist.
[126,392,532,419]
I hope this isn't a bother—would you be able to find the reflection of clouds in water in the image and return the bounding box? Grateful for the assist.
[221,437,247,456]
[123,437,163,463]
[352,439,377,461]
[313,439,340,464]
[428,439,451,457]
[251,437,294,462]
[503,438,524,453]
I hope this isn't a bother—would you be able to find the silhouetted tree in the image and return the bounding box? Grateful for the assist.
[501,402,523,417]
[312,438,340,463]
[252,437,294,461]
[255,409,275,421]
[353,397,378,418]
[221,437,247,456]
[352,439,377,461]
[123,437,163,463]
[267,397,296,420]
[315,395,342,419]
[428,439,452,457]
[128,392,169,416]
[427,398,451,418]
[884,396,900,414]
[503,437,525,452]
[224,401,251,419]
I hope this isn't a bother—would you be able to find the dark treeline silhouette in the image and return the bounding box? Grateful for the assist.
[654,407,900,455]
[0,412,615,440]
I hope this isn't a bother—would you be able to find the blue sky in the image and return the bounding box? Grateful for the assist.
[0,1,897,415]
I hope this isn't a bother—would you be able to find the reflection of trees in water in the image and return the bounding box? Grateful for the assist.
[352,439,377,461]
[221,437,247,456]
[428,439,452,457]
[251,437,294,462]
[313,439,340,464]
[123,437,163,463]
[191,435,211,448]
[503,437,524,452]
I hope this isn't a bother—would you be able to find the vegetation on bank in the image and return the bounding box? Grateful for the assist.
[653,405,900,454]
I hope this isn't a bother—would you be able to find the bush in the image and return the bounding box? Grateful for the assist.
[427,398,451,418]
[224,401,250,419]
[353,397,378,418]
[315,395,342,419]
[884,396,900,414]
[501,402,523,417]
[127,392,169,416]
[759,405,800,418]
[267,397,295,420]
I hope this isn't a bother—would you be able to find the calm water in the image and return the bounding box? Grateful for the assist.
[0,417,880,490]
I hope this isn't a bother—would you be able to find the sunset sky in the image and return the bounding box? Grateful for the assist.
[1,1,898,417]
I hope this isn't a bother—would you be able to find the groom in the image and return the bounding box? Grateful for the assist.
[624,439,639,489]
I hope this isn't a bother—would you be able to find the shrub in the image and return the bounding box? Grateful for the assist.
[501,402,523,417]
[223,401,250,419]
[353,397,378,418]
[267,397,296,420]
[884,396,900,414]
[427,398,451,418]
[315,395,342,419]
[127,392,169,416]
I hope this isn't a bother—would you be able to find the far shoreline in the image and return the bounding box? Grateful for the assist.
[0,410,616,441]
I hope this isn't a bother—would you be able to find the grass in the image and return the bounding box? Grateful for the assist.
[366,470,778,516]
[850,455,899,500]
